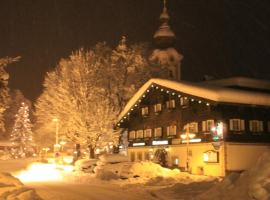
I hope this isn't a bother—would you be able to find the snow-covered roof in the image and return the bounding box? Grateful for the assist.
[202,76,270,91]
[117,78,270,123]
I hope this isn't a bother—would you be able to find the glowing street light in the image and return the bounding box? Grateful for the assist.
[181,129,196,172]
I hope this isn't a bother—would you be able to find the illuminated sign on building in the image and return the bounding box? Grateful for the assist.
[132,142,145,146]
[152,140,169,145]
[181,138,202,143]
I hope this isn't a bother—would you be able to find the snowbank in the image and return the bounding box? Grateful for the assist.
[74,158,98,172]
[94,160,180,180]
[0,172,41,200]
[197,151,270,200]
[99,154,129,163]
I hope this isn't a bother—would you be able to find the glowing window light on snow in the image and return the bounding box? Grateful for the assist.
[15,163,74,183]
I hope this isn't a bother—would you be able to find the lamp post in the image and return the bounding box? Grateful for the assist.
[181,130,196,172]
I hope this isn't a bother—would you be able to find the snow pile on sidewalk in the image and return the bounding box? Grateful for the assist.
[197,151,270,200]
[74,158,98,173]
[0,172,41,200]
[94,155,180,180]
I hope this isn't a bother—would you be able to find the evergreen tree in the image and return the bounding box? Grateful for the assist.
[10,102,34,157]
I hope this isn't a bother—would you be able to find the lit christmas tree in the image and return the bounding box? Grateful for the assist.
[10,102,34,157]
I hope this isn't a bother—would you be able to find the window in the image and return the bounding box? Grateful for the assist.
[166,99,176,109]
[154,103,162,112]
[249,120,263,132]
[136,130,144,138]
[137,152,143,161]
[144,152,150,160]
[154,127,162,137]
[144,129,152,138]
[202,120,215,132]
[130,152,135,162]
[141,107,149,116]
[129,131,136,139]
[188,122,198,133]
[167,125,177,136]
[180,97,189,107]
[229,119,245,131]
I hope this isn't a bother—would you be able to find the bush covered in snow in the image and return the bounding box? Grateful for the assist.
[197,151,270,200]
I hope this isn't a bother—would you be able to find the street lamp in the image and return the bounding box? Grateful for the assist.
[181,130,196,172]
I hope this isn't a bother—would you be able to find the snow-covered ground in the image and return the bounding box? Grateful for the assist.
[1,151,270,200]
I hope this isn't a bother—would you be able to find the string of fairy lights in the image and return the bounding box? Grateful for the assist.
[117,84,212,127]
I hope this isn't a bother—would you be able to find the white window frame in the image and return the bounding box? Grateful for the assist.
[129,131,136,139]
[166,99,176,109]
[154,127,162,137]
[229,119,245,131]
[154,103,162,112]
[249,120,263,132]
[141,107,149,116]
[167,125,177,136]
[136,130,144,138]
[202,120,215,132]
[180,97,189,107]
[144,129,152,138]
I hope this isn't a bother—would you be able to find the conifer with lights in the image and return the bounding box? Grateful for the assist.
[10,102,34,157]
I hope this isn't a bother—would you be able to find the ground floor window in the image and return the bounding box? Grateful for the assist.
[229,119,245,132]
[130,152,135,162]
[137,152,143,161]
[249,120,263,132]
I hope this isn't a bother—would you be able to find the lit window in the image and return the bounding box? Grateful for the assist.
[144,129,152,138]
[202,120,215,132]
[166,99,175,109]
[129,131,136,139]
[141,107,149,116]
[130,152,135,162]
[154,103,162,112]
[136,130,144,138]
[180,97,189,107]
[137,152,143,161]
[249,120,263,132]
[188,122,198,133]
[229,119,245,131]
[154,127,162,137]
[167,125,177,136]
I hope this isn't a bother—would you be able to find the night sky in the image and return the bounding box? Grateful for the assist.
[0,0,269,101]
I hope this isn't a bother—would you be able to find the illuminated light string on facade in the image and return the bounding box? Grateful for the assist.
[117,84,211,126]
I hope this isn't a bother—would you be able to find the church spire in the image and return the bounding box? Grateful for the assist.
[153,0,175,48]
[150,0,183,81]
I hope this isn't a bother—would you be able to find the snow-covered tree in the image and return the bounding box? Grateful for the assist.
[35,37,162,156]
[10,102,34,157]
[0,57,20,135]
[4,90,32,138]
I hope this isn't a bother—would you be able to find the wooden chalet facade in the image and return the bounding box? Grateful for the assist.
[117,77,270,176]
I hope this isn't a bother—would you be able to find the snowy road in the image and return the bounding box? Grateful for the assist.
[26,181,158,200]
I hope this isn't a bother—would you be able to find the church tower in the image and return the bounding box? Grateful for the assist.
[150,0,183,81]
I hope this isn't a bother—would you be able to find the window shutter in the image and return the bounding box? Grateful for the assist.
[240,120,245,131]
[202,121,206,132]
[259,121,263,132]
[167,126,170,136]
[229,120,233,131]
[249,121,253,132]
[173,125,177,135]
[171,100,175,108]
[166,101,170,108]
[195,122,198,133]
